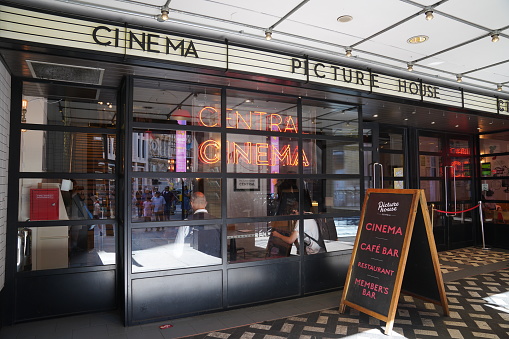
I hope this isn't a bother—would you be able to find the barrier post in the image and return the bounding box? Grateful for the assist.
[478,201,490,250]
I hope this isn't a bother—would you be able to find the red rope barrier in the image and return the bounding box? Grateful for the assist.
[434,203,480,214]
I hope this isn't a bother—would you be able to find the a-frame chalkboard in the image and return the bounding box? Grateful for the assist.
[339,189,449,335]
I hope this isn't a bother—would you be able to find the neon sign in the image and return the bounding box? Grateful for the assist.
[198,140,310,167]
[198,106,300,133]
[449,147,470,155]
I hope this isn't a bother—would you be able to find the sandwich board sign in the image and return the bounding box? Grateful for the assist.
[339,189,449,335]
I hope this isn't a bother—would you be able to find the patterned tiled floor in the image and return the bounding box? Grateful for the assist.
[439,247,509,266]
[180,247,509,339]
[182,268,509,338]
[1,247,508,339]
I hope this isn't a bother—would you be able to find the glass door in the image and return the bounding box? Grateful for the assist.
[363,124,407,190]
[419,132,475,250]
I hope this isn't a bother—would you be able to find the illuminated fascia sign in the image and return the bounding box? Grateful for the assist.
[199,140,310,167]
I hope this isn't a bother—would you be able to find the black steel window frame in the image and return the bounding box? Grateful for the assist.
[7,77,120,267]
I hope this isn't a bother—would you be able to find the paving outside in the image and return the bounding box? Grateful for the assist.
[0,246,508,339]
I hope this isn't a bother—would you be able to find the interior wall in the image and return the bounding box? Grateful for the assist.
[0,61,11,292]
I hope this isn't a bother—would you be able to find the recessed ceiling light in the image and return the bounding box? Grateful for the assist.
[337,15,353,23]
[407,35,429,44]
[404,118,409,121]
[373,114,378,118]
[431,121,435,124]
[455,124,459,127]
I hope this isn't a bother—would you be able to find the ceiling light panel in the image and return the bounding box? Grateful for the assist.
[364,13,485,58]
[435,0,509,28]
[275,0,417,41]
[466,64,509,87]
[429,37,509,73]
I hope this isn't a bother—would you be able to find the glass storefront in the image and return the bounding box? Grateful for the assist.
[130,79,362,269]
[16,83,118,273]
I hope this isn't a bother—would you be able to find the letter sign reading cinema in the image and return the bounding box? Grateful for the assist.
[196,106,310,168]
[340,189,449,335]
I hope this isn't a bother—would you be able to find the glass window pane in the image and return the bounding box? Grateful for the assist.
[380,153,404,177]
[132,130,221,173]
[305,178,361,214]
[227,177,361,218]
[419,136,441,152]
[131,178,221,222]
[364,152,373,177]
[420,180,441,202]
[449,139,470,154]
[481,179,509,200]
[19,179,115,222]
[455,180,472,201]
[419,155,442,177]
[363,129,373,148]
[335,216,359,240]
[133,79,221,126]
[17,225,116,271]
[451,157,471,177]
[302,100,359,137]
[22,83,117,128]
[226,134,299,174]
[21,131,116,173]
[480,132,509,155]
[480,156,509,177]
[304,139,359,175]
[379,131,403,150]
[132,224,222,272]
[226,90,297,133]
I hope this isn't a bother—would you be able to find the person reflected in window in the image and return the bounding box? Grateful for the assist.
[152,191,165,222]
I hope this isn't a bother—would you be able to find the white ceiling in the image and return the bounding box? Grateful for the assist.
[12,0,509,95]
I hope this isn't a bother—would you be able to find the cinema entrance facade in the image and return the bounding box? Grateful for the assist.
[1,3,509,326]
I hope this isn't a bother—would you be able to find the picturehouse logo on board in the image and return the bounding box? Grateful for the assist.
[378,201,399,213]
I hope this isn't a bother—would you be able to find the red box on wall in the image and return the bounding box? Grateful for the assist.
[30,188,60,220]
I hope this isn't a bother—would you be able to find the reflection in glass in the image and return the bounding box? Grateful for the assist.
[226,178,360,218]
[17,225,116,271]
[19,179,115,222]
[449,139,470,154]
[22,84,117,128]
[420,180,441,202]
[379,131,403,150]
[226,90,297,132]
[302,100,359,137]
[451,157,471,177]
[304,139,359,175]
[131,224,221,272]
[480,133,509,155]
[480,156,509,177]
[419,136,441,152]
[132,130,221,173]
[131,178,221,222]
[133,79,221,126]
[21,131,116,173]
[419,155,442,177]
[227,219,354,263]
[380,153,404,177]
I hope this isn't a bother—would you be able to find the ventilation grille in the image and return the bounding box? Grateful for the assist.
[27,60,104,85]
